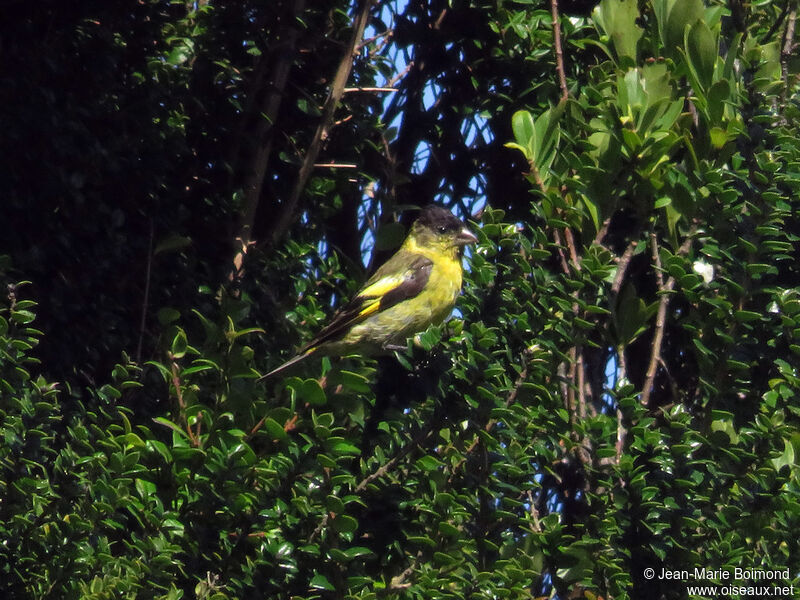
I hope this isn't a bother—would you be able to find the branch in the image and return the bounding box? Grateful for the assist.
[607,237,639,455]
[342,86,398,93]
[448,354,531,483]
[781,7,797,104]
[310,423,434,542]
[551,228,572,275]
[641,233,666,408]
[526,490,542,533]
[563,226,581,268]
[550,0,569,101]
[613,345,629,464]
[389,552,423,591]
[592,216,611,247]
[312,162,358,169]
[355,425,433,493]
[232,0,305,275]
[576,346,586,419]
[611,239,638,296]
[640,228,696,407]
[136,218,154,363]
[760,0,790,45]
[270,0,375,243]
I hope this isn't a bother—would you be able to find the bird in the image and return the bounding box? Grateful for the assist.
[260,205,478,380]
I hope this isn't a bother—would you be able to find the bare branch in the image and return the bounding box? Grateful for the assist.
[342,86,398,93]
[232,0,305,272]
[564,226,581,269]
[310,423,434,542]
[641,233,667,407]
[311,162,358,169]
[270,0,375,243]
[136,218,154,363]
[641,228,696,406]
[592,216,611,246]
[526,490,542,533]
[448,354,532,483]
[550,0,569,101]
[551,228,572,276]
[611,239,638,296]
[389,551,423,590]
[781,7,797,106]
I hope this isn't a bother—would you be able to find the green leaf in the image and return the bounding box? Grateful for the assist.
[332,514,358,533]
[299,378,327,406]
[263,417,288,442]
[511,110,535,160]
[343,546,372,559]
[152,417,189,439]
[659,0,704,53]
[734,310,762,323]
[686,20,717,92]
[154,234,192,255]
[310,574,335,591]
[171,328,188,359]
[330,440,360,456]
[592,0,643,63]
[157,307,181,325]
[707,79,730,124]
[772,439,795,472]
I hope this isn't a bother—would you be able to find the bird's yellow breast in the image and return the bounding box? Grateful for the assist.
[336,237,464,352]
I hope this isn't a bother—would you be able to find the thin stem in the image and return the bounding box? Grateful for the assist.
[136,218,154,363]
[270,0,374,243]
[640,228,696,406]
[550,0,569,101]
[310,423,434,542]
[781,7,797,104]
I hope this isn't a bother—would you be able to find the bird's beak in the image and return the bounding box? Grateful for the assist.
[455,228,478,246]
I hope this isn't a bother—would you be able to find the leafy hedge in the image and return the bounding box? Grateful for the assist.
[2,0,800,598]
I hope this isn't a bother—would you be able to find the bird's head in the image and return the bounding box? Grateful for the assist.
[410,205,477,257]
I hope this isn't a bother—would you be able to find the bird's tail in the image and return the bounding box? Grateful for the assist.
[258,347,316,381]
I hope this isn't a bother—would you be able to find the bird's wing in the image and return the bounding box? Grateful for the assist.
[300,253,433,350]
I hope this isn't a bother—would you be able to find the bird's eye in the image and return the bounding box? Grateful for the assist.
[437,225,448,234]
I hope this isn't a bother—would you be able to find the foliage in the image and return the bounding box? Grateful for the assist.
[1,0,800,598]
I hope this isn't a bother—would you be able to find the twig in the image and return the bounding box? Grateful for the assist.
[355,425,433,493]
[576,346,586,419]
[169,360,201,447]
[342,87,398,93]
[389,552,422,590]
[448,355,531,483]
[310,424,434,542]
[387,60,413,87]
[607,237,639,443]
[761,2,790,44]
[566,346,577,419]
[433,7,448,30]
[641,233,666,407]
[592,216,611,246]
[550,0,569,101]
[611,239,638,296]
[640,228,696,407]
[658,356,680,404]
[781,7,797,103]
[311,162,358,168]
[526,490,542,533]
[136,218,154,363]
[613,345,628,464]
[270,0,375,243]
[551,229,572,275]
[232,0,305,275]
[563,227,581,269]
